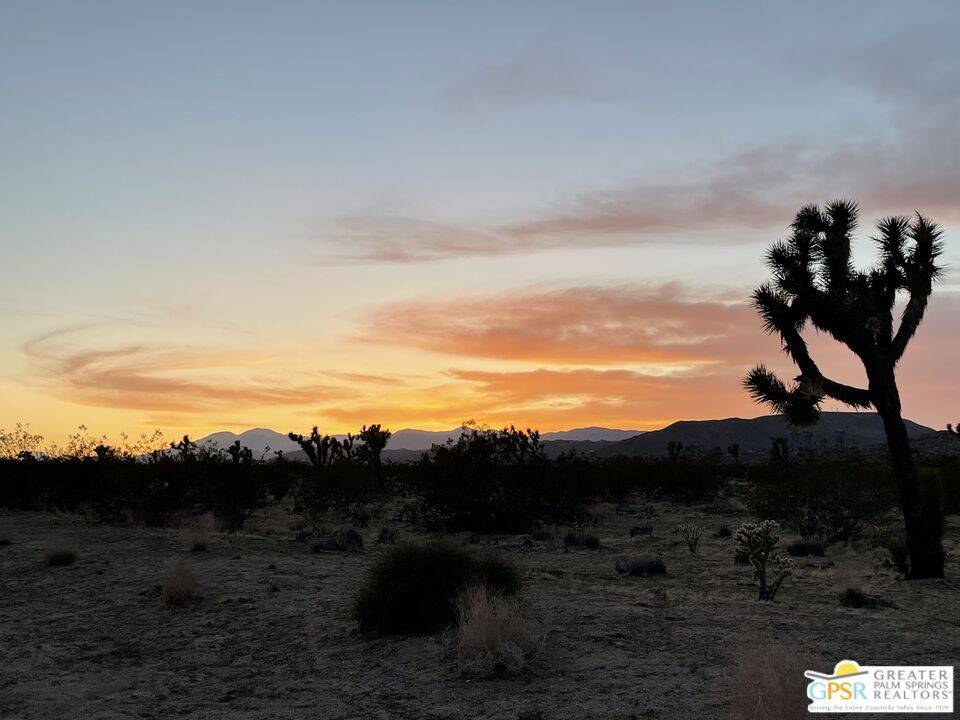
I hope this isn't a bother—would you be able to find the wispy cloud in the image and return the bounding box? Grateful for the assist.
[22,326,349,414]
[359,283,766,366]
[445,40,619,109]
[321,30,960,265]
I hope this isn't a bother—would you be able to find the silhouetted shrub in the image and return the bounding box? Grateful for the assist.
[354,541,520,635]
[785,539,826,557]
[838,587,884,609]
[311,527,364,552]
[563,531,600,549]
[377,527,398,544]
[747,451,895,541]
[45,541,77,566]
[615,556,666,577]
[531,527,553,542]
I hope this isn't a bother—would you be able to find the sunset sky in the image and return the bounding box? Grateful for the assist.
[2,1,959,445]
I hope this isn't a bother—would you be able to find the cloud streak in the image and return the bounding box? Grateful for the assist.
[360,283,768,366]
[323,29,960,264]
[22,327,348,414]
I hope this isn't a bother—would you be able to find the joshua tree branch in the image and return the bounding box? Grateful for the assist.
[778,323,872,408]
[891,288,931,361]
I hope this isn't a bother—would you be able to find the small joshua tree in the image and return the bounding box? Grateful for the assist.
[745,201,945,579]
[358,424,392,477]
[678,524,704,553]
[948,423,960,442]
[735,521,792,601]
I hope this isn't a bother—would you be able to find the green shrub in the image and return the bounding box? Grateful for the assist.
[353,541,520,635]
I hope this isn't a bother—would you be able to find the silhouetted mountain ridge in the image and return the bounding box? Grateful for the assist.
[195,426,642,454]
[597,412,937,458]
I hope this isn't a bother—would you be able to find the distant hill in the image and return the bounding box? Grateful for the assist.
[596,412,937,458]
[196,426,641,455]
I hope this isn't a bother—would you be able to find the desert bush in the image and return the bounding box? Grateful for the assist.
[630,524,653,538]
[785,539,826,557]
[161,559,203,607]
[734,521,793,601]
[714,523,732,538]
[409,426,557,534]
[453,584,542,679]
[678,524,704,553]
[729,644,815,719]
[336,527,364,551]
[45,540,77,566]
[531,527,553,542]
[563,531,600,549]
[377,527,398,544]
[311,527,364,552]
[186,530,209,552]
[838,587,885,609]
[746,452,895,541]
[615,556,667,577]
[354,541,520,635]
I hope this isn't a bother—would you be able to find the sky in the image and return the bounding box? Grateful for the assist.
[2,1,959,445]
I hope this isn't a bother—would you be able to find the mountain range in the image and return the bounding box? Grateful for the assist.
[195,413,956,462]
[195,426,642,456]
[596,412,939,458]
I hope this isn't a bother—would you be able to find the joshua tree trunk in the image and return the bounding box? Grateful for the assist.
[870,365,944,579]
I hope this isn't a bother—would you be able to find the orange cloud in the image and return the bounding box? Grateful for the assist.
[360,284,773,366]
[22,327,350,414]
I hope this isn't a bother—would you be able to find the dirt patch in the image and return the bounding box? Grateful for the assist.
[1,504,957,719]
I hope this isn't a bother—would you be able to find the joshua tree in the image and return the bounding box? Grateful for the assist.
[358,424,391,476]
[948,423,960,442]
[745,200,944,578]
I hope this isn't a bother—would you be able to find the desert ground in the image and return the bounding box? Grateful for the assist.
[2,497,958,720]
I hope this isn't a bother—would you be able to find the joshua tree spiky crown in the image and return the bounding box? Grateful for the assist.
[744,200,943,424]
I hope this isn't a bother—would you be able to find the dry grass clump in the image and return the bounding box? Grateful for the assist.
[185,529,209,552]
[453,584,543,679]
[45,540,78,566]
[183,514,217,551]
[161,559,204,607]
[728,644,814,720]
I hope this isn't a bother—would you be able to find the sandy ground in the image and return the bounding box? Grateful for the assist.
[1,498,958,720]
